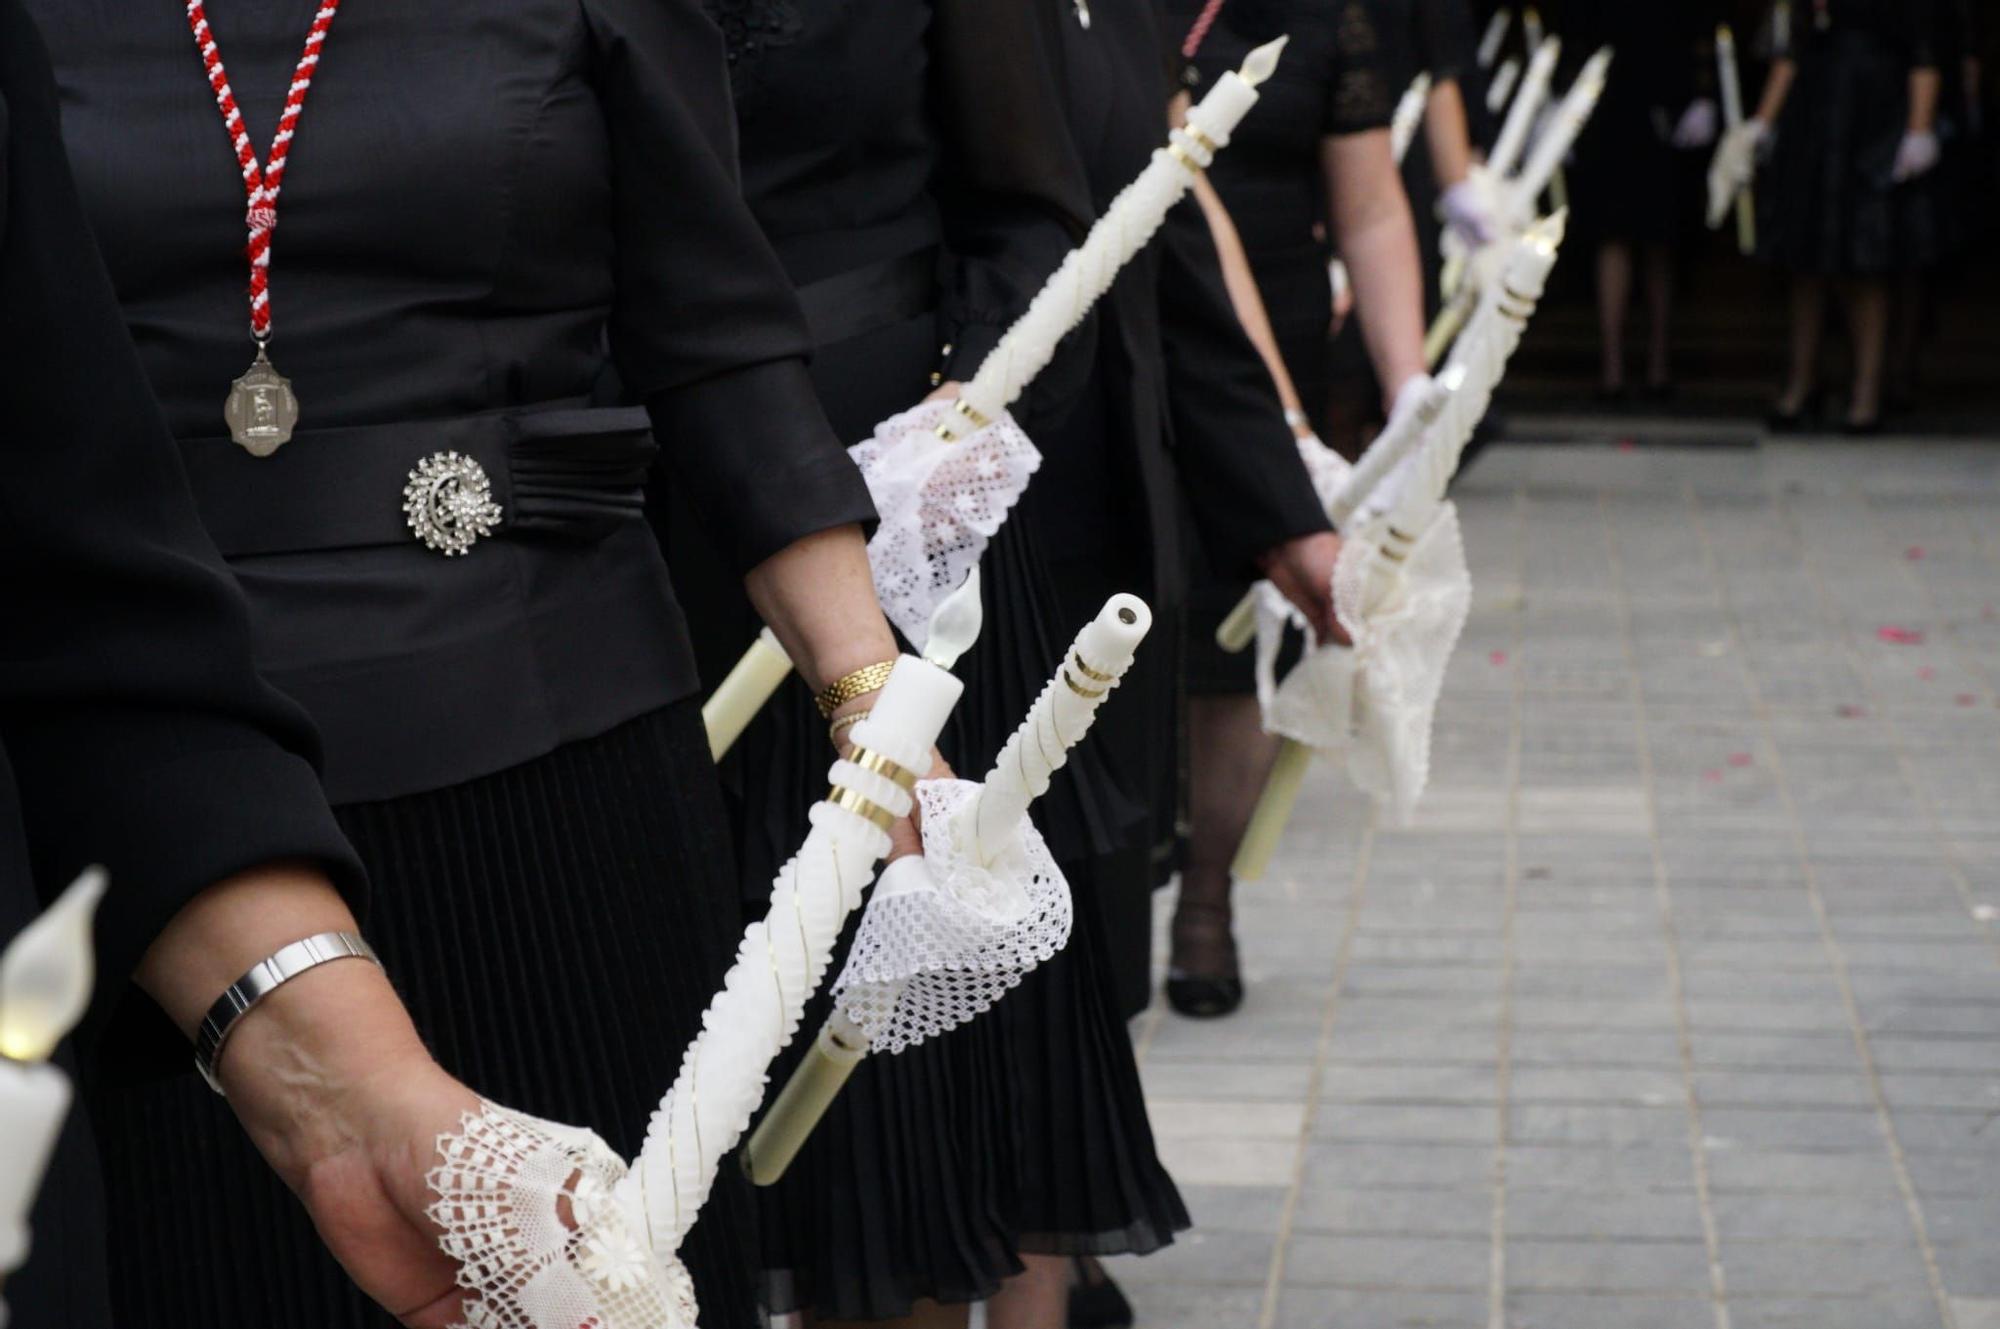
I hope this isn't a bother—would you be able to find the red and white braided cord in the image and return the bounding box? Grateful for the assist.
[1179,0,1229,60]
[183,0,342,340]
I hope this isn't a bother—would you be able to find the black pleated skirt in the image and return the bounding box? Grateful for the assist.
[751,518,1185,1322]
[85,703,760,1329]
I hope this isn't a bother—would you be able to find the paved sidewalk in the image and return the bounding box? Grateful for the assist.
[1118,443,2000,1329]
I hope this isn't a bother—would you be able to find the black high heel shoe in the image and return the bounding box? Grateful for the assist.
[1069,1257,1135,1329]
[1166,968,1245,1018]
[1766,389,1823,434]
[1167,901,1244,1017]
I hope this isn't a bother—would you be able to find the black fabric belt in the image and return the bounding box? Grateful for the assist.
[180,402,656,558]
[794,247,940,349]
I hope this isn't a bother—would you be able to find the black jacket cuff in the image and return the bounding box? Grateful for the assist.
[648,359,878,574]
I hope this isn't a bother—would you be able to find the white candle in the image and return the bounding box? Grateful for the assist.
[1515,48,1612,211]
[1390,72,1432,164]
[1477,7,1513,70]
[0,1060,70,1278]
[954,38,1289,427]
[1488,36,1562,180]
[700,627,793,761]
[967,595,1153,860]
[1485,56,1522,114]
[1714,23,1758,254]
[619,659,962,1254]
[0,869,105,1288]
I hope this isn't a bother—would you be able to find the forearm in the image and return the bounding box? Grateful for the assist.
[1424,79,1476,187]
[1332,195,1427,401]
[1908,66,1941,132]
[133,864,431,1184]
[742,524,901,695]
[1754,59,1796,124]
[1189,174,1306,417]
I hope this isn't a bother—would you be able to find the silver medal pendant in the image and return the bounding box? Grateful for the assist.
[225,343,300,457]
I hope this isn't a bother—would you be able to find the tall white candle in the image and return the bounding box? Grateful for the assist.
[967,595,1153,860]
[1488,36,1562,180]
[1477,7,1513,69]
[1714,23,1757,254]
[1514,48,1612,210]
[619,660,961,1254]
[954,37,1289,427]
[1390,72,1432,164]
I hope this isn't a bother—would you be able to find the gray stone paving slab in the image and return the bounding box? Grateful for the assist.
[1107,444,1997,1327]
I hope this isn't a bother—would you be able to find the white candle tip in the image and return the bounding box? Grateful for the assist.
[1240,35,1288,87]
[923,568,984,671]
[1584,46,1615,80]
[1533,208,1571,250]
[0,867,106,1062]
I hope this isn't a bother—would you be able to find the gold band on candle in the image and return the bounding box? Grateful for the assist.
[1186,125,1219,155]
[1063,669,1107,699]
[847,746,920,792]
[1166,142,1205,175]
[827,785,897,831]
[1070,653,1115,683]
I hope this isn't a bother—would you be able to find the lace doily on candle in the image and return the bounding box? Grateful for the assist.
[834,778,1071,1054]
[1256,507,1472,823]
[850,400,1041,651]
[428,1102,698,1329]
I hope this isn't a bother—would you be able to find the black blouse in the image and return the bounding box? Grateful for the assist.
[1167,0,1397,258]
[27,0,874,802]
[715,0,1092,388]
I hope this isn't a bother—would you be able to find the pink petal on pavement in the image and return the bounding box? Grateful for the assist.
[1918,666,1937,681]
[1836,703,1867,718]
[1957,694,1978,707]
[1877,627,1925,645]
[1489,650,1508,666]
[1702,769,1724,783]
[1727,752,1753,767]
[1905,546,1926,560]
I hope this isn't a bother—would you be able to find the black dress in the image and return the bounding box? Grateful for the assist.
[1554,0,1718,247]
[1039,0,1337,1012]
[1,6,362,1323]
[1164,0,1396,696]
[28,2,875,1326]
[1760,0,1946,276]
[1166,0,1397,441]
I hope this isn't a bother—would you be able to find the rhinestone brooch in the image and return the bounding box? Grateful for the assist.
[404,451,503,556]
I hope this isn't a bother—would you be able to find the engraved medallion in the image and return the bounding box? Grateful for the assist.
[225,344,300,457]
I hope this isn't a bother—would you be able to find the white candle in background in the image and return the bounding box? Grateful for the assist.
[1390,72,1433,164]
[1477,7,1513,69]
[1488,37,1562,180]
[1515,47,1612,210]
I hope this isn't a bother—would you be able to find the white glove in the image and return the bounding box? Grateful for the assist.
[1671,98,1720,149]
[1439,177,1499,248]
[1892,129,1941,182]
[1706,119,1768,227]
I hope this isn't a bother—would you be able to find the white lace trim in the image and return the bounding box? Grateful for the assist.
[850,400,1040,651]
[428,1103,698,1329]
[835,778,1072,1054]
[1256,506,1473,822]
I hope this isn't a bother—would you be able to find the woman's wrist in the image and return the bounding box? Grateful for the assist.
[213,958,433,1188]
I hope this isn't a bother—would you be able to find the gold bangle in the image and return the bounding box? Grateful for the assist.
[848,745,920,792]
[816,660,897,719]
[828,710,871,745]
[827,784,896,832]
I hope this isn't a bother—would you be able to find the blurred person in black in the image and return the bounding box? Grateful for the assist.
[1550,0,1724,400]
[1743,0,1945,434]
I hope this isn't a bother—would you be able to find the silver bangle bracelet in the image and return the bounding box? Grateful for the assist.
[193,931,381,1093]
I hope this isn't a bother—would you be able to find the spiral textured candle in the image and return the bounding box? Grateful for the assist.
[951,38,1288,429]
[616,658,962,1253]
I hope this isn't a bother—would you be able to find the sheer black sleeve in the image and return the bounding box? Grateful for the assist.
[0,0,361,1059]
[585,0,876,573]
[1326,0,1397,135]
[1157,200,1332,576]
[930,0,1098,394]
